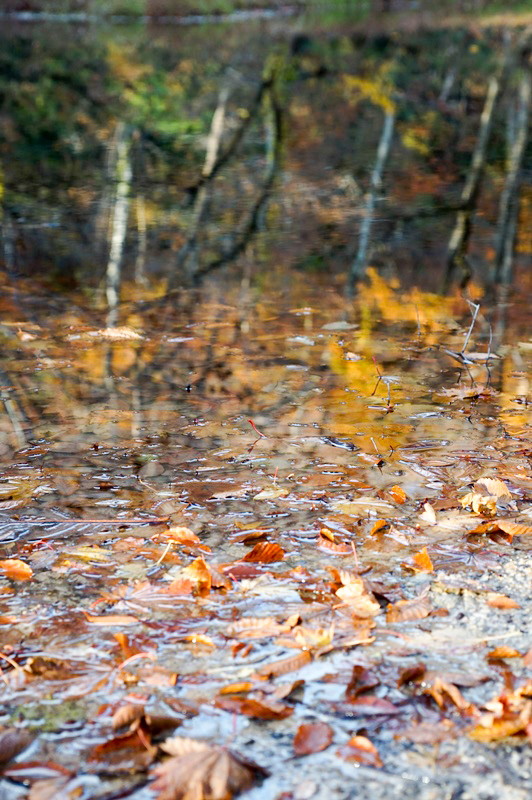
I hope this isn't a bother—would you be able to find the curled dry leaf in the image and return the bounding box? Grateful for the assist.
[181,556,212,593]
[424,677,472,713]
[469,681,532,742]
[369,519,389,535]
[317,534,352,555]
[460,492,497,516]
[487,647,522,660]
[388,485,407,504]
[293,722,333,756]
[337,735,382,767]
[410,546,434,573]
[241,542,285,564]
[0,559,33,581]
[386,592,432,623]
[334,573,380,618]
[152,737,266,800]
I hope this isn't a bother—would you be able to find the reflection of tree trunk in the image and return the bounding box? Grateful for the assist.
[166,84,230,294]
[443,75,501,291]
[135,193,148,286]
[494,71,530,286]
[106,122,131,329]
[346,107,395,297]
[192,85,282,284]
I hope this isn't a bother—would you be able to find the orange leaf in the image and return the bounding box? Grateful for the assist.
[369,519,388,535]
[255,650,312,679]
[293,722,333,756]
[181,556,211,593]
[0,560,33,581]
[218,682,254,695]
[412,547,433,573]
[337,735,382,767]
[241,542,285,563]
[487,647,522,659]
[84,612,139,626]
[389,485,407,504]
[486,593,520,610]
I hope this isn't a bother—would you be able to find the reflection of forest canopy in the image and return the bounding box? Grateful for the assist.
[0,11,530,294]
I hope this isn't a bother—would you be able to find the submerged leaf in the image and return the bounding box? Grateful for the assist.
[293,722,333,756]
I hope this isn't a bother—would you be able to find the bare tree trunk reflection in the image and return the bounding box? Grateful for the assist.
[346,107,395,297]
[106,122,131,328]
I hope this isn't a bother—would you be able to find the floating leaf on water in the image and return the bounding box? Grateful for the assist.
[215,695,293,720]
[253,487,290,500]
[419,503,437,525]
[337,735,383,767]
[152,737,266,800]
[255,650,312,679]
[486,593,520,610]
[386,592,432,623]
[388,485,407,504]
[293,722,333,756]
[475,478,511,498]
[409,546,434,573]
[83,612,139,626]
[0,559,33,581]
[241,542,285,563]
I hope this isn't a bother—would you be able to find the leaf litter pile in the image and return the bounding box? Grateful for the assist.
[0,277,531,800]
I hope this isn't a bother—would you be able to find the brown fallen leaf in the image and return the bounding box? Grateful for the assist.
[293,722,333,756]
[424,677,473,713]
[255,650,312,679]
[151,737,267,800]
[181,556,212,593]
[386,591,432,623]
[0,728,32,770]
[460,492,497,516]
[0,559,33,581]
[241,542,285,563]
[226,617,289,639]
[486,593,520,610]
[369,519,389,535]
[337,735,382,767]
[469,682,532,742]
[334,572,380,618]
[474,478,511,498]
[215,695,293,720]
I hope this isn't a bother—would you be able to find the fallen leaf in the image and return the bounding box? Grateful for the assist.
[215,696,293,720]
[241,542,285,564]
[226,617,289,639]
[460,492,497,516]
[486,593,520,610]
[0,728,32,769]
[369,519,389,535]
[386,592,432,623]
[253,487,289,500]
[255,651,312,679]
[293,722,333,756]
[337,735,382,767]
[0,559,33,581]
[151,737,266,800]
[411,547,434,573]
[487,647,522,659]
[181,556,212,593]
[389,485,407,504]
[419,503,436,525]
[84,612,139,626]
[424,677,472,712]
[475,478,511,498]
